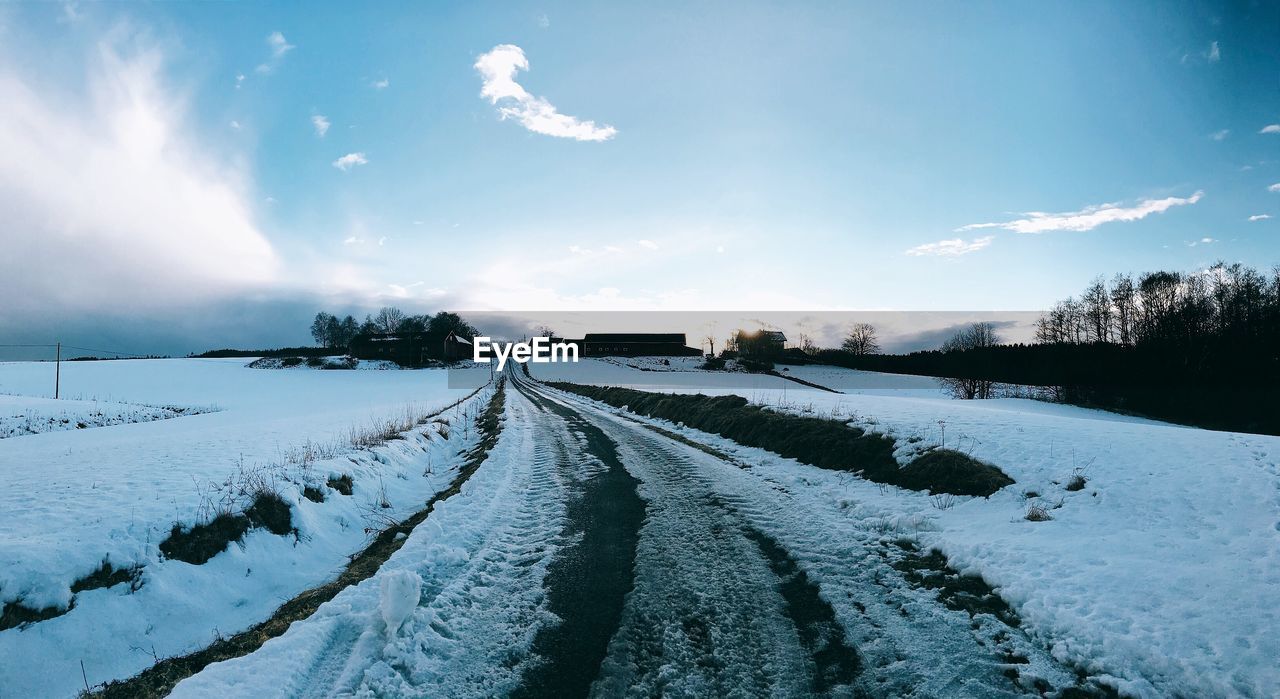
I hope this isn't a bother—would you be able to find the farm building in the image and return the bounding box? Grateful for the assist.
[734,329,788,359]
[349,330,474,366]
[551,333,702,357]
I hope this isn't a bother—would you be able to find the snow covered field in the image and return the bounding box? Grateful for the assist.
[0,358,492,697]
[0,393,214,439]
[530,358,1280,697]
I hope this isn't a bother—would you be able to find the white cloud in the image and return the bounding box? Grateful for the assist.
[1248,214,1271,221]
[958,191,1203,234]
[1269,183,1280,193]
[58,2,83,23]
[267,31,293,58]
[235,73,245,89]
[332,152,367,171]
[229,119,241,130]
[1209,129,1230,141]
[1262,125,1280,134]
[0,34,276,313]
[311,114,330,137]
[1207,41,1220,62]
[474,44,617,142]
[905,236,994,257]
[638,239,659,250]
[255,31,294,74]
[343,236,364,245]
[537,14,550,28]
[1187,237,1217,247]
[372,77,389,90]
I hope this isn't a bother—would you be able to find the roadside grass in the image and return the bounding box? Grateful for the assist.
[549,383,1014,496]
[0,599,68,632]
[159,512,253,565]
[70,560,143,594]
[2,561,143,632]
[87,379,507,699]
[326,473,354,495]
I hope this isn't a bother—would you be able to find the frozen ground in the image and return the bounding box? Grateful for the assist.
[0,393,214,439]
[528,358,1280,697]
[0,358,492,697]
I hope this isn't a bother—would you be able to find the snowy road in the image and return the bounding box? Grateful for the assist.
[174,371,1086,697]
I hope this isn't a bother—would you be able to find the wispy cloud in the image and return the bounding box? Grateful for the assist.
[905,236,994,257]
[267,31,293,58]
[229,120,241,130]
[312,115,330,137]
[1207,41,1220,62]
[637,239,659,250]
[474,44,617,142]
[255,31,294,74]
[57,2,83,24]
[1263,125,1280,134]
[371,77,389,90]
[0,32,276,313]
[537,14,550,28]
[1187,237,1217,247]
[958,191,1203,234]
[1269,183,1280,193]
[332,152,367,171]
[1209,129,1230,141]
[1249,214,1271,221]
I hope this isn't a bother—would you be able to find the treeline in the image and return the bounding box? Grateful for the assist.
[310,307,480,349]
[1035,262,1280,355]
[826,262,1280,434]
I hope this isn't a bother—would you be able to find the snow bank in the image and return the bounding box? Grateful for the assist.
[0,358,492,697]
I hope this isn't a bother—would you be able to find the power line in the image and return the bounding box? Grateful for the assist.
[62,345,153,358]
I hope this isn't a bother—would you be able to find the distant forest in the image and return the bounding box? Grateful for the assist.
[309,308,479,349]
[832,263,1280,435]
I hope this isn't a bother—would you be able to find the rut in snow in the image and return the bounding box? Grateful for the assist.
[511,382,645,699]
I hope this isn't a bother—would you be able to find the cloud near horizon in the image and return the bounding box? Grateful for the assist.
[474,44,617,142]
[0,33,277,315]
[905,236,994,257]
[958,191,1203,234]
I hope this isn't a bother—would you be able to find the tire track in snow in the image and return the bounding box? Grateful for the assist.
[510,382,644,699]
[533,379,1082,697]
[520,376,846,697]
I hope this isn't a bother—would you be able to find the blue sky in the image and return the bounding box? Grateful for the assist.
[1,1,1278,350]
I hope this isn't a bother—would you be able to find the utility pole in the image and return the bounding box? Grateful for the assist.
[55,342,61,399]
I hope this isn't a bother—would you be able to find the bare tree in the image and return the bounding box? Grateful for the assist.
[1082,276,1112,343]
[841,323,880,355]
[311,312,335,347]
[373,306,406,334]
[939,322,1000,399]
[1110,274,1137,344]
